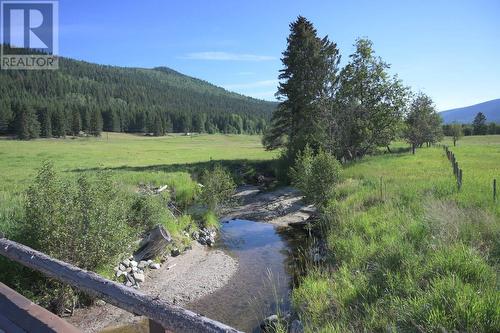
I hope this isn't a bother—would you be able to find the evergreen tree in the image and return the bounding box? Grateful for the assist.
[71,109,82,136]
[153,114,164,136]
[89,107,103,136]
[51,106,66,138]
[37,107,52,138]
[264,16,341,161]
[13,103,40,140]
[0,102,12,135]
[472,112,487,135]
[487,122,498,135]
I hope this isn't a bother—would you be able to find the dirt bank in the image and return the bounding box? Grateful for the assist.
[223,185,316,226]
[69,243,237,332]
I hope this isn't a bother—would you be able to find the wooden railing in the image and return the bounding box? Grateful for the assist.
[0,237,242,333]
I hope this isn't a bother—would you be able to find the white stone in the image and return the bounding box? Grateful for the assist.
[134,272,145,283]
[149,263,161,269]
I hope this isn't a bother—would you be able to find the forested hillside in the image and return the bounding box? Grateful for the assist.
[0,47,275,139]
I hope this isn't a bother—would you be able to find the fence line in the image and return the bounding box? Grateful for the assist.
[443,145,462,190]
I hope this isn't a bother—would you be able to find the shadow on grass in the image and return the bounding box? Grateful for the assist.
[69,159,279,183]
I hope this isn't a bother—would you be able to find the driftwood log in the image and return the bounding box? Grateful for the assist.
[0,237,242,333]
[134,225,172,262]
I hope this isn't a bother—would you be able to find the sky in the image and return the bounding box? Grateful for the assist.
[55,0,499,111]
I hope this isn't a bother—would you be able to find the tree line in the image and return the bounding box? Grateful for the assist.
[264,16,445,162]
[0,47,273,139]
[443,112,500,137]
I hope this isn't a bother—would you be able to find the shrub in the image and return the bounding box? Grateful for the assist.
[20,162,136,312]
[289,146,342,206]
[199,164,236,211]
[129,194,170,232]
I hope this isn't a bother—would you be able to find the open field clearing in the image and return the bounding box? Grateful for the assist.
[0,133,276,232]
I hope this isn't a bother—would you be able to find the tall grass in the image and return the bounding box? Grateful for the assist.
[293,137,500,332]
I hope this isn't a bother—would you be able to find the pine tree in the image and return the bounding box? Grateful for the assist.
[13,103,40,140]
[264,16,341,161]
[89,108,103,136]
[51,106,66,138]
[0,102,13,135]
[472,112,487,135]
[38,107,52,138]
[71,109,82,136]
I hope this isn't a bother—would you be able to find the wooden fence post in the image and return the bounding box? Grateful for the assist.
[380,176,383,200]
[458,169,462,191]
[494,179,497,202]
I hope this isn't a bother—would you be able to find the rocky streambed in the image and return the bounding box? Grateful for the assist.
[70,185,314,332]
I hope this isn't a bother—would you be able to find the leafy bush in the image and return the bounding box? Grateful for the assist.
[289,146,342,206]
[19,162,136,312]
[129,194,170,232]
[199,165,236,211]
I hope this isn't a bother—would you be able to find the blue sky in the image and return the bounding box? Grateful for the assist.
[57,0,500,110]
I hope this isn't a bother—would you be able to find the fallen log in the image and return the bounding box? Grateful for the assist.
[134,225,172,262]
[0,237,242,333]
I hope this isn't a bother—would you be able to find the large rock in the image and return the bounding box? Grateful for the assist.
[149,263,161,269]
[133,272,145,283]
[260,314,279,332]
[137,260,148,269]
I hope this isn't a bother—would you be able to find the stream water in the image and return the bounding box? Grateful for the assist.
[187,219,304,332]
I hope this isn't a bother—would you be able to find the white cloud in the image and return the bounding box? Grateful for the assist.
[247,91,278,101]
[222,79,279,90]
[184,51,276,61]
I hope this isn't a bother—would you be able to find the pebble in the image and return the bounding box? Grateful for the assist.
[150,263,161,269]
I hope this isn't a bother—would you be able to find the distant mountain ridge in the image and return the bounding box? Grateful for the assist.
[0,46,276,136]
[440,99,500,124]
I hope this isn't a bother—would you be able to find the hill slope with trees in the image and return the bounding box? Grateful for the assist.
[440,99,500,124]
[0,47,276,139]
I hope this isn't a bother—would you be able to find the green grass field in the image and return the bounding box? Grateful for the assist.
[0,133,276,233]
[294,135,500,332]
[1,133,499,331]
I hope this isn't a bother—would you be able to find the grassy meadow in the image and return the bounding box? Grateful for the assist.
[293,135,500,332]
[0,133,276,234]
[1,133,499,331]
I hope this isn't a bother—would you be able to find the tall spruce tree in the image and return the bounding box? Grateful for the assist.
[264,16,341,161]
[51,105,66,138]
[38,107,52,138]
[71,109,82,136]
[472,112,487,135]
[13,103,40,140]
[0,102,12,135]
[89,107,103,136]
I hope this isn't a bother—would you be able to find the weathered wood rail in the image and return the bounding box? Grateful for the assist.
[0,237,243,333]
